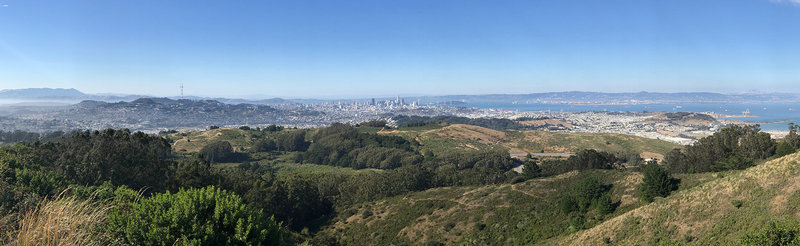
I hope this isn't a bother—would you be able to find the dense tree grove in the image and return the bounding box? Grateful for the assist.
[776,123,800,158]
[540,149,618,176]
[254,139,278,152]
[33,129,175,192]
[392,115,537,130]
[356,120,387,128]
[665,125,775,173]
[522,160,542,179]
[301,123,420,169]
[276,131,309,152]
[174,154,217,189]
[0,130,68,144]
[201,140,235,163]
[263,124,285,132]
[560,177,615,231]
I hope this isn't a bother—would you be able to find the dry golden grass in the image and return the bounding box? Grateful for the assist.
[427,124,508,145]
[11,191,113,246]
[548,152,800,245]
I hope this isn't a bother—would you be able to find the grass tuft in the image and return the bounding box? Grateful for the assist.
[12,190,114,246]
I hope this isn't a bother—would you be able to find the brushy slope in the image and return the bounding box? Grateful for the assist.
[516,131,679,158]
[320,169,713,245]
[381,124,680,157]
[549,152,800,245]
[169,128,263,153]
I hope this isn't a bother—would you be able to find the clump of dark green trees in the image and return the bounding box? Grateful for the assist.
[639,161,679,203]
[560,177,617,232]
[664,125,776,173]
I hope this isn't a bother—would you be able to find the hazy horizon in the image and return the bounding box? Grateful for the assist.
[3,87,800,101]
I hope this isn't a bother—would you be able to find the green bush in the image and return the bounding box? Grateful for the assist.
[573,177,606,211]
[639,163,678,203]
[568,215,585,233]
[596,193,615,216]
[108,186,283,246]
[560,195,579,214]
[732,199,744,209]
[776,142,797,158]
[522,161,542,179]
[741,221,800,245]
[711,155,755,172]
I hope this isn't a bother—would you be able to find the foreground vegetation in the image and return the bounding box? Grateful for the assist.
[0,122,797,245]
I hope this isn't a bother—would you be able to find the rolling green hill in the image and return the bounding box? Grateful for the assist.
[318,169,716,245]
[380,124,680,158]
[169,128,273,153]
[548,152,800,245]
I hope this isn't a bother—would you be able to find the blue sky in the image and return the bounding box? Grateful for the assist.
[1,0,799,98]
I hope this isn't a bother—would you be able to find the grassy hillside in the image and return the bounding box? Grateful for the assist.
[169,128,266,153]
[549,152,800,245]
[380,124,680,158]
[516,131,679,158]
[171,125,680,159]
[319,169,714,245]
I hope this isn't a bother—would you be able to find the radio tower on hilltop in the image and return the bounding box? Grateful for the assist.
[180,84,184,99]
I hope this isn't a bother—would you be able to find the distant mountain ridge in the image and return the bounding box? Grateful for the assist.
[0,88,146,102]
[0,88,87,99]
[0,88,296,105]
[406,91,800,105]
[2,88,799,105]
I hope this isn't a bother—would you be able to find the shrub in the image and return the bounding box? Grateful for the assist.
[711,155,754,172]
[596,193,615,216]
[108,186,283,246]
[776,142,797,158]
[522,161,542,179]
[573,177,606,211]
[640,163,678,203]
[732,199,744,209]
[741,221,800,245]
[568,215,585,233]
[560,195,579,214]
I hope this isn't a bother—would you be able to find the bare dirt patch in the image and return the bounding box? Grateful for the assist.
[639,151,664,160]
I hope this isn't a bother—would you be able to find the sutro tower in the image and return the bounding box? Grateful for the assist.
[180,84,184,99]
